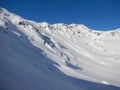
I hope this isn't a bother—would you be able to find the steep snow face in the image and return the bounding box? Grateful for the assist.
[0,8,120,90]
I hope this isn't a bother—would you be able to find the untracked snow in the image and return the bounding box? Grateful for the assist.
[0,8,120,90]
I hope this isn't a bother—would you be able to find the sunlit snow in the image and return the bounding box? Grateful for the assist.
[0,8,120,90]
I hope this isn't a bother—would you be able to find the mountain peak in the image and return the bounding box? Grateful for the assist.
[0,7,9,14]
[39,22,49,28]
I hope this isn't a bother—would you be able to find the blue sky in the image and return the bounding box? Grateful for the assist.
[0,0,120,30]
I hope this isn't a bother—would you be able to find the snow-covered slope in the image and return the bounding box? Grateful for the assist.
[0,8,120,90]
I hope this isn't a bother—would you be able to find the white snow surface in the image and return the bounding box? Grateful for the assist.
[0,8,120,90]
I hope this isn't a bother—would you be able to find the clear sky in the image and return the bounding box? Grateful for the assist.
[0,0,120,30]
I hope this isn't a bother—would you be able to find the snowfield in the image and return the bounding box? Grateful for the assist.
[0,8,120,90]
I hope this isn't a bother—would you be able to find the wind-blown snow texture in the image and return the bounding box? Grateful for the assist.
[0,8,120,90]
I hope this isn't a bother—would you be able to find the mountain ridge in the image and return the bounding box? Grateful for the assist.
[1,7,120,32]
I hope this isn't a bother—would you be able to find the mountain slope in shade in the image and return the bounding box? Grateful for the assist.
[0,8,120,90]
